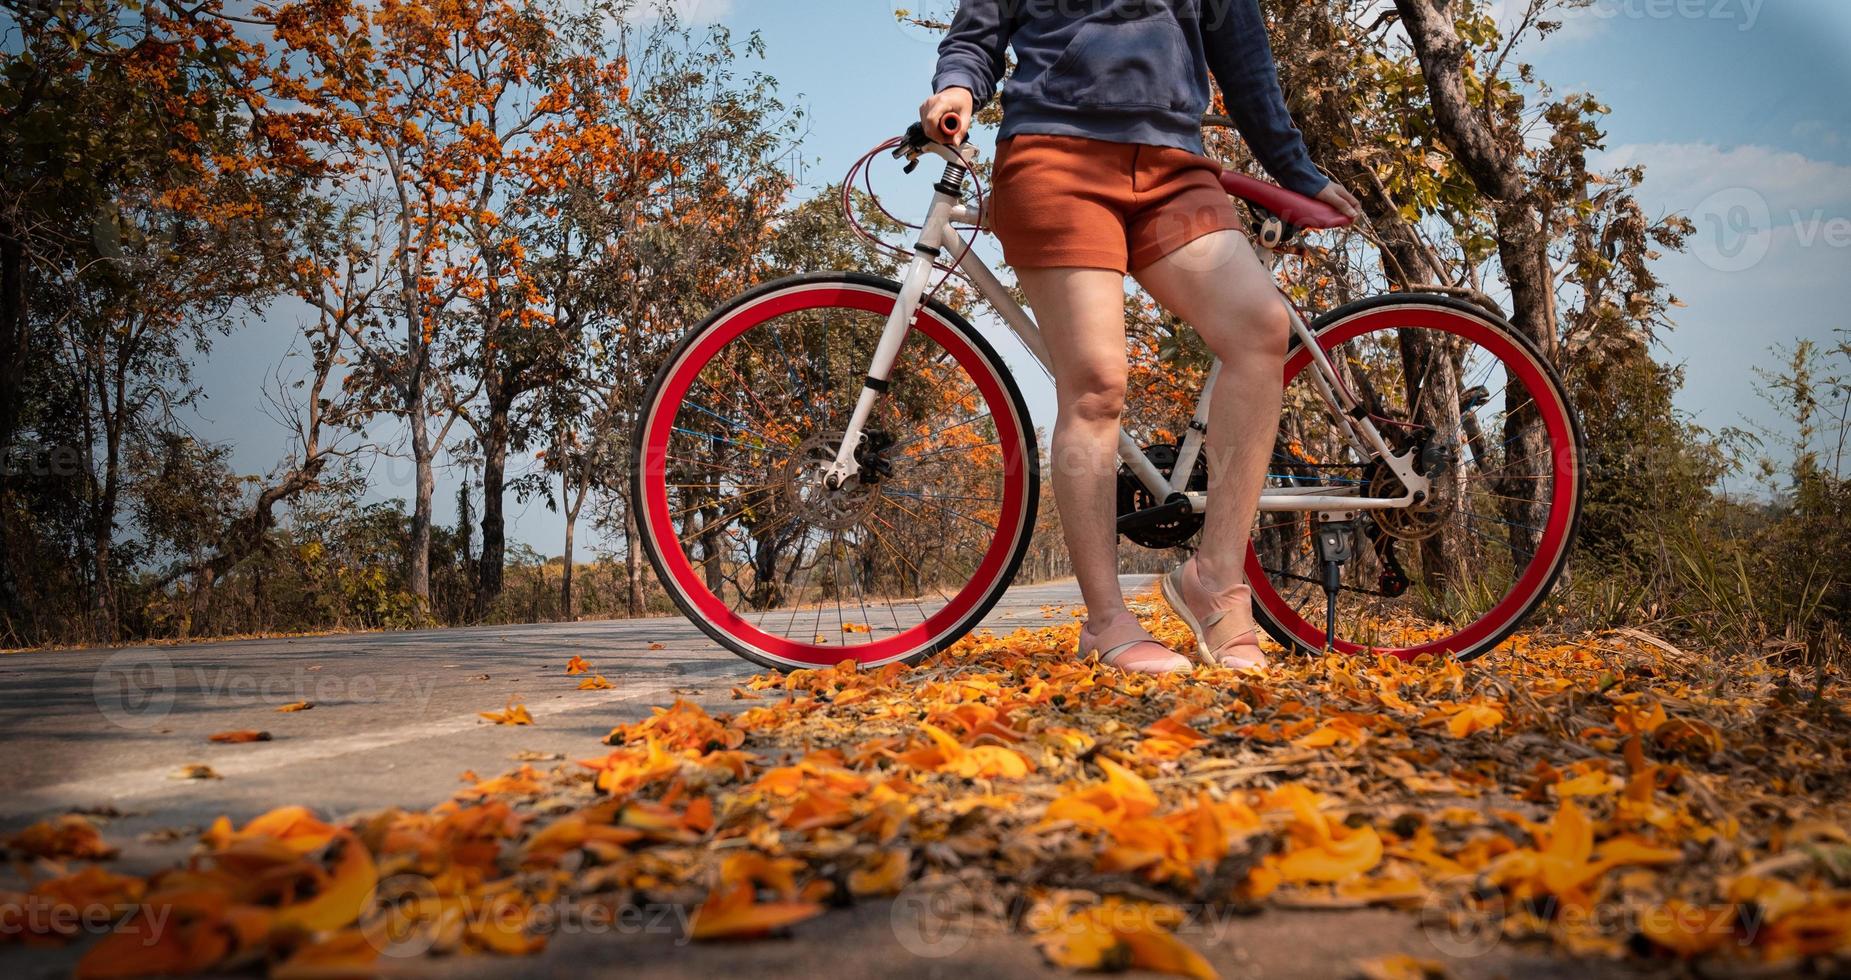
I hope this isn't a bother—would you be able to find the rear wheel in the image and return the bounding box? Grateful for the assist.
[1246,295,1583,661]
[633,272,1039,670]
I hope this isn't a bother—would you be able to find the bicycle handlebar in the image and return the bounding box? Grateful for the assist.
[902,113,966,157]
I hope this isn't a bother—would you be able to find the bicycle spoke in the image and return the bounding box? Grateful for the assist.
[886,412,993,453]
[639,288,1036,667]
[1252,313,1577,659]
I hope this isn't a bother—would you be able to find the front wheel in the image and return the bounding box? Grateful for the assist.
[633,272,1040,671]
[1247,294,1584,661]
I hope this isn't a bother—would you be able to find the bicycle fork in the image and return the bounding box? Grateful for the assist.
[821,163,969,490]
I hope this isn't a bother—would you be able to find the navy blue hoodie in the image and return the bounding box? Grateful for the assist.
[932,0,1328,197]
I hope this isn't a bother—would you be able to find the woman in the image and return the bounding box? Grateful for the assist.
[920,0,1361,674]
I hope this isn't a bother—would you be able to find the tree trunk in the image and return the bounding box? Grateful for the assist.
[477,384,513,611]
[1393,0,1554,560]
[560,464,576,621]
[624,503,643,616]
[92,366,125,639]
[406,378,433,605]
[456,482,475,617]
[0,224,26,464]
[1397,328,1470,603]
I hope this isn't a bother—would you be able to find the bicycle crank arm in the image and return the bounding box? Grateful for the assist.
[1117,494,1195,537]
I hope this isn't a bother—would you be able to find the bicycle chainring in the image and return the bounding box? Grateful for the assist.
[1117,443,1208,550]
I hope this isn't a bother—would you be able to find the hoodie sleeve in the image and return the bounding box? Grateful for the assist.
[932,0,1014,107]
[1201,0,1329,198]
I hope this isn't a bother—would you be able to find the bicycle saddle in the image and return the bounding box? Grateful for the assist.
[1219,172,1353,230]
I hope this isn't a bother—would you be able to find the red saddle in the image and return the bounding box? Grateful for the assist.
[1218,171,1353,230]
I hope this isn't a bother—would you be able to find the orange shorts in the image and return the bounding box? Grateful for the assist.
[988,134,1241,274]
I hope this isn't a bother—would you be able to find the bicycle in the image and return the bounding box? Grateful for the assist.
[633,118,1583,671]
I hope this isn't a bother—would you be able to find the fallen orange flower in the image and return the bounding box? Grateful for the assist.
[207,729,272,743]
[480,699,534,726]
[688,883,823,941]
[1031,897,1217,980]
[4,814,118,861]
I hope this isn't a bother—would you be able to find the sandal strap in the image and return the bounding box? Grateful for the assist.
[1080,615,1156,653]
[1080,617,1187,672]
[1179,562,1265,665]
[1200,599,1258,650]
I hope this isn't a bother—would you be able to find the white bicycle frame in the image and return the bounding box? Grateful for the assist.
[822,141,1428,520]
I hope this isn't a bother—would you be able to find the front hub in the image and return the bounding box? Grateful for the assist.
[785,432,881,531]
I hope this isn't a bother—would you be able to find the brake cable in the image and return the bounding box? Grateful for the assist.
[841,132,987,303]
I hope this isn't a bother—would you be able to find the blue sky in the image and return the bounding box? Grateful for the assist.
[188,0,1851,557]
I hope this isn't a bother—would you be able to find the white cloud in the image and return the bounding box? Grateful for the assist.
[1594,141,1851,295]
[1588,141,1851,442]
[1597,141,1851,245]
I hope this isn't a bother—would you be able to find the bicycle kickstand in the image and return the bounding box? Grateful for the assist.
[1312,520,1356,653]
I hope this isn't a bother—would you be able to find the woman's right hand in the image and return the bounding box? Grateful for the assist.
[919,86,974,145]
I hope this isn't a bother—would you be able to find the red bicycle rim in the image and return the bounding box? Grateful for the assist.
[640,283,1032,668]
[1245,305,1578,660]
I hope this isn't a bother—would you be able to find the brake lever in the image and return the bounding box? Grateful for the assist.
[894,122,930,173]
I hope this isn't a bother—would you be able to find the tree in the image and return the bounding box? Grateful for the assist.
[1,0,309,640]
[265,0,584,606]
[540,10,800,614]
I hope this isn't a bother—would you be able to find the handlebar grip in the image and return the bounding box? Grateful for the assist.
[935,113,965,143]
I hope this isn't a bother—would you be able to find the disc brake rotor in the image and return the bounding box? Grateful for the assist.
[1366,453,1449,542]
[782,432,879,531]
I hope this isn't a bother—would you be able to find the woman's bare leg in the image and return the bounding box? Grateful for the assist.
[1014,267,1139,623]
[1132,231,1290,595]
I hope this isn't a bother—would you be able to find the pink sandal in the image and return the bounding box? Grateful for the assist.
[1078,614,1190,674]
[1161,559,1268,669]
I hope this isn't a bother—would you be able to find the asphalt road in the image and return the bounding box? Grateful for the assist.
[0,578,1100,841]
[0,577,1629,979]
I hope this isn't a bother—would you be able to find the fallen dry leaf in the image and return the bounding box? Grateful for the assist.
[33,592,1851,976]
[689,883,823,940]
[1356,953,1448,980]
[578,674,614,690]
[271,928,380,979]
[276,700,314,713]
[480,700,534,726]
[4,814,118,860]
[846,849,909,896]
[170,764,221,780]
[1032,897,1216,980]
[208,730,273,743]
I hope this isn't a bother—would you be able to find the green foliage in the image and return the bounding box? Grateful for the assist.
[1557,337,1849,664]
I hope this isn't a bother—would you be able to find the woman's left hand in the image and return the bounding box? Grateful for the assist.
[1316,181,1364,221]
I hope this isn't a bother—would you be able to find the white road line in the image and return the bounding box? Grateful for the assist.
[0,675,704,819]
